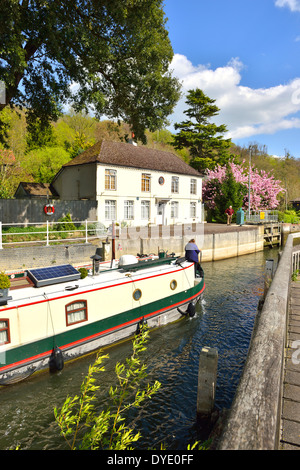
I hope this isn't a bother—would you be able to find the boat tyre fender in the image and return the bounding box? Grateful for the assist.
[178,302,196,318]
[49,346,64,373]
[136,318,147,335]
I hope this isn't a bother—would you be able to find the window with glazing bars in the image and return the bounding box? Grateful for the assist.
[105,200,116,220]
[190,202,197,218]
[141,200,150,219]
[171,201,179,218]
[124,200,134,219]
[105,169,117,190]
[141,173,151,192]
[190,179,197,195]
[171,176,179,193]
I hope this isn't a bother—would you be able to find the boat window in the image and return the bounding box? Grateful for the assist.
[66,300,88,326]
[0,319,10,344]
[133,289,142,301]
[170,280,177,290]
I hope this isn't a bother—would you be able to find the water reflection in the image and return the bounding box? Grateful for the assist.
[0,249,278,450]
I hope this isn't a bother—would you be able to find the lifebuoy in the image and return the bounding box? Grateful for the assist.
[44,204,55,215]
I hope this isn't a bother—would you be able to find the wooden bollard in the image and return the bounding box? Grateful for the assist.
[263,259,275,299]
[197,346,218,418]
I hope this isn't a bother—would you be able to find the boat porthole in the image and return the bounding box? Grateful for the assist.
[170,280,177,290]
[133,289,142,301]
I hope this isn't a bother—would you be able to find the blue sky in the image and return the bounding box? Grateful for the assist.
[163,0,300,158]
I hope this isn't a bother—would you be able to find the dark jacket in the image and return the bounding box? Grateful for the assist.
[185,242,200,263]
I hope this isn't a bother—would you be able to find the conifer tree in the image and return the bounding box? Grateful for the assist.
[172,89,232,171]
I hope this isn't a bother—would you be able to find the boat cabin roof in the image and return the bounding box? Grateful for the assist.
[3,257,188,309]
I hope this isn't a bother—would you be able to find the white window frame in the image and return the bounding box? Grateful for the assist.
[171,201,179,218]
[190,178,197,195]
[105,169,117,190]
[105,200,116,220]
[171,176,179,193]
[124,200,134,220]
[141,173,151,192]
[190,201,197,218]
[141,200,150,220]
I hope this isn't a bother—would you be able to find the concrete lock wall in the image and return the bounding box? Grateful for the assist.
[0,224,264,271]
[0,244,98,271]
[200,229,263,262]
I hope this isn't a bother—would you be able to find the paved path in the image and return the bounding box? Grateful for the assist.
[203,223,258,234]
[280,279,300,449]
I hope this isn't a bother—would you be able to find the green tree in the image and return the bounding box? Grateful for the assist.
[54,325,161,450]
[26,117,57,152]
[21,146,71,183]
[0,147,31,198]
[0,0,181,144]
[172,89,232,171]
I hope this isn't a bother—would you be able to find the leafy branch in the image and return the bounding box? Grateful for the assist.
[54,324,161,450]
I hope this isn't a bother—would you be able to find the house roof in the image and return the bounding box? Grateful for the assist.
[14,182,59,198]
[61,140,201,177]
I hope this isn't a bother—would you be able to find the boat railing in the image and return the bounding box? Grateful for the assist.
[119,256,178,272]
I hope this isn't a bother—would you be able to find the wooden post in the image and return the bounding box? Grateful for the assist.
[197,346,218,419]
[111,222,116,268]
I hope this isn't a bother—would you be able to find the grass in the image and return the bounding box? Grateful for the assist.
[1,223,88,244]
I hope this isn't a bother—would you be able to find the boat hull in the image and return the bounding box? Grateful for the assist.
[0,261,205,385]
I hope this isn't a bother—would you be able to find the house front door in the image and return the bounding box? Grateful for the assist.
[157,202,165,225]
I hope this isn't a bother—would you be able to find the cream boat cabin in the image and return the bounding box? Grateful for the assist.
[0,254,205,385]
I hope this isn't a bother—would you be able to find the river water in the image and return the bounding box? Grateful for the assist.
[0,249,279,450]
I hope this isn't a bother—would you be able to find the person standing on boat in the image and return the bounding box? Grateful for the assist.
[225,205,234,225]
[185,239,202,277]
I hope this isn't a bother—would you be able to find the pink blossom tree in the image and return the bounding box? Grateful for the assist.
[203,161,284,212]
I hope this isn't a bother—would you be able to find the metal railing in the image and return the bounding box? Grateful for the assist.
[0,220,107,249]
[245,210,279,224]
[0,220,205,249]
[292,250,300,272]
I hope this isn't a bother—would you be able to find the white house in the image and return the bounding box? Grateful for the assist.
[52,140,203,227]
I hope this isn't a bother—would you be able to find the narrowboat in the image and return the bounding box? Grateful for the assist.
[0,253,205,385]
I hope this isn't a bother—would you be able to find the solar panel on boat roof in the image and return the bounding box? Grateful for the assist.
[27,264,80,287]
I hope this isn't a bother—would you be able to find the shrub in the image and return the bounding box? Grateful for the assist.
[0,272,10,289]
[78,267,88,279]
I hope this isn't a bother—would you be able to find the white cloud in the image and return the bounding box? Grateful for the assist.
[169,54,300,141]
[275,0,300,12]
